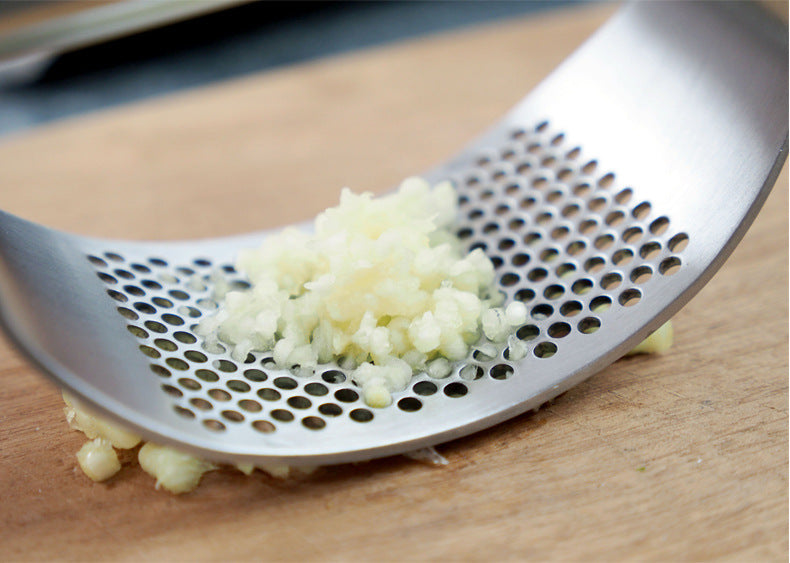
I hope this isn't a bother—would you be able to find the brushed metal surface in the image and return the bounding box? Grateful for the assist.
[0,1,785,466]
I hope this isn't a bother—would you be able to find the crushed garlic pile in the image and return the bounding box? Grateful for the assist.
[196,177,512,407]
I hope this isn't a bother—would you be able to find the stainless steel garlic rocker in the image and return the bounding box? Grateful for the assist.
[0,1,786,466]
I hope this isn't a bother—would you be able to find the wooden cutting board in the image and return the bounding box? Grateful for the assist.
[1,4,787,560]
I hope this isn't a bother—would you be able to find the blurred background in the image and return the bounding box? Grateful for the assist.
[0,0,586,137]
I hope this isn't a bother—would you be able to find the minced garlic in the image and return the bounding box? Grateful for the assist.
[625,321,674,355]
[63,393,141,449]
[138,443,216,494]
[197,177,500,407]
[76,438,121,482]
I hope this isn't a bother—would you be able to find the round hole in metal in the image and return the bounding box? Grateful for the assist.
[153,338,176,352]
[551,225,570,239]
[208,389,231,401]
[572,278,594,295]
[540,248,559,262]
[144,320,167,333]
[615,188,632,204]
[594,233,615,250]
[150,365,171,378]
[397,398,423,412]
[238,399,262,413]
[161,384,182,398]
[244,369,267,382]
[598,172,615,188]
[318,403,343,417]
[527,268,548,282]
[572,183,591,197]
[601,272,623,290]
[139,345,160,359]
[221,410,245,423]
[443,382,468,398]
[668,233,689,252]
[203,419,226,432]
[590,296,612,313]
[305,382,329,396]
[649,216,670,235]
[287,396,312,409]
[560,301,583,317]
[108,290,128,302]
[413,381,438,396]
[190,398,212,411]
[516,324,540,341]
[556,263,576,278]
[178,377,201,391]
[117,307,138,320]
[165,358,189,371]
[567,240,586,256]
[512,253,530,267]
[227,379,251,393]
[214,359,238,373]
[531,304,553,320]
[659,256,682,275]
[274,377,298,390]
[633,201,651,219]
[584,256,606,273]
[523,231,542,246]
[258,388,281,401]
[578,317,601,334]
[302,416,326,430]
[174,406,195,419]
[161,313,184,326]
[97,272,117,284]
[619,288,642,307]
[271,409,294,422]
[514,288,536,304]
[639,241,662,260]
[605,210,625,226]
[612,248,634,266]
[184,350,208,363]
[252,420,276,433]
[322,370,346,384]
[630,265,653,284]
[196,369,219,382]
[534,342,558,358]
[124,285,145,297]
[544,284,565,300]
[588,196,607,213]
[490,364,514,380]
[562,203,581,218]
[498,238,516,251]
[548,322,571,338]
[501,272,520,286]
[335,389,359,403]
[579,219,598,235]
[350,408,374,422]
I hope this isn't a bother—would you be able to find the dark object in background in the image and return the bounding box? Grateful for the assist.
[0,1,580,136]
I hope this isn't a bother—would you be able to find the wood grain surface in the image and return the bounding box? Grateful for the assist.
[1,4,787,561]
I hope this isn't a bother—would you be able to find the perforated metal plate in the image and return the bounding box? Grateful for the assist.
[84,120,688,452]
[1,1,781,466]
